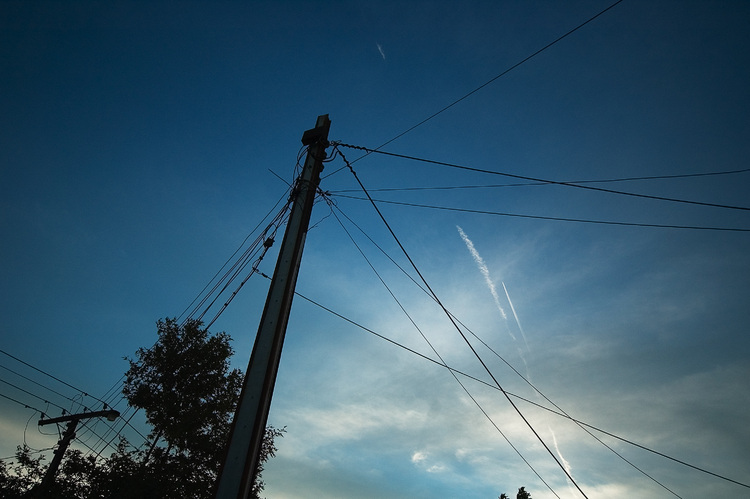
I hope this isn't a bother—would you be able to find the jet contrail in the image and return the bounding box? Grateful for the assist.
[457,226,531,379]
[502,281,529,351]
[376,43,386,60]
[457,226,508,321]
[551,427,577,496]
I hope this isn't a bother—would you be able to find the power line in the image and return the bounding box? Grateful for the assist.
[0,349,108,407]
[324,196,682,497]
[177,187,292,323]
[324,197,561,498]
[0,391,46,415]
[332,193,750,232]
[0,378,67,413]
[342,0,625,167]
[336,148,590,498]
[285,285,750,492]
[335,143,750,212]
[0,363,91,411]
[327,167,750,193]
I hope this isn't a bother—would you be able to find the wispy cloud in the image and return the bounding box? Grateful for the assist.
[376,43,386,60]
[457,226,508,321]
[551,428,577,497]
[502,281,529,350]
[411,450,427,464]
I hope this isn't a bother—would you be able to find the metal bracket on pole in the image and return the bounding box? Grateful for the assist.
[215,114,331,499]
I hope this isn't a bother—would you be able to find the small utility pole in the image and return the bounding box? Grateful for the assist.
[34,409,119,498]
[215,115,331,499]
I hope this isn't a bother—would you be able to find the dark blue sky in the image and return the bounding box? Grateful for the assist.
[2,1,749,497]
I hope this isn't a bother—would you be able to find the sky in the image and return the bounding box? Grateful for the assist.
[1,1,749,498]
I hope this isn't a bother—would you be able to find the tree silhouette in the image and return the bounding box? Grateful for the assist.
[0,318,282,498]
[498,486,532,499]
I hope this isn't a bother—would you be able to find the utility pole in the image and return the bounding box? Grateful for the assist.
[215,114,331,499]
[34,409,120,498]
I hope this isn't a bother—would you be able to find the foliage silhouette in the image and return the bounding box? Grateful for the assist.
[0,319,282,498]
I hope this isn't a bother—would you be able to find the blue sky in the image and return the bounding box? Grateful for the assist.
[1,1,749,498]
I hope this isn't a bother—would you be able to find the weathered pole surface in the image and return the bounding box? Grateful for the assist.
[215,115,331,499]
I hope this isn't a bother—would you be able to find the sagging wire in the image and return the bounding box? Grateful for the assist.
[320,192,562,498]
[331,143,590,498]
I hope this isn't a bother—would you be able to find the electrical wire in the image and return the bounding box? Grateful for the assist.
[332,194,750,232]
[335,143,750,212]
[321,164,744,491]
[0,379,67,413]
[0,363,91,412]
[324,195,682,497]
[336,148,590,497]
[0,349,108,407]
[0,391,46,415]
[278,282,750,492]
[327,166,750,193]
[324,196,561,498]
[337,0,625,172]
[178,188,293,324]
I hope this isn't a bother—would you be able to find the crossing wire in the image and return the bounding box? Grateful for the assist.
[335,148,590,498]
[332,194,750,232]
[323,196,561,498]
[0,391,46,415]
[328,0,625,176]
[327,166,750,193]
[0,363,91,411]
[288,286,750,491]
[0,349,108,407]
[322,152,747,491]
[334,143,750,212]
[323,194,682,497]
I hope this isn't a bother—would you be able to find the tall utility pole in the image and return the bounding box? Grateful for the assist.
[34,409,120,498]
[215,115,331,499]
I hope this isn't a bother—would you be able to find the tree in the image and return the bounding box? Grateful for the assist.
[124,318,243,464]
[516,486,532,499]
[498,486,531,499]
[122,318,280,498]
[0,318,282,498]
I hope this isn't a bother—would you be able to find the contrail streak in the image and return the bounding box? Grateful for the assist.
[551,427,577,497]
[457,226,530,378]
[502,281,529,351]
[457,226,508,322]
[376,43,386,60]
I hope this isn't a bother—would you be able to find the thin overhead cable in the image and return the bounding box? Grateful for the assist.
[335,143,750,212]
[82,185,298,459]
[284,285,749,492]
[202,240,277,330]
[336,148,590,498]
[0,382,121,456]
[327,167,750,194]
[325,197,680,497]
[333,194,750,232]
[179,188,292,324]
[325,198,561,498]
[0,349,108,407]
[0,363,88,411]
[344,0,625,166]
[1,378,68,413]
[0,391,45,415]
[92,411,139,460]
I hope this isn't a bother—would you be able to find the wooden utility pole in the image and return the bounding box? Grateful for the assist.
[215,114,331,499]
[34,409,120,498]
